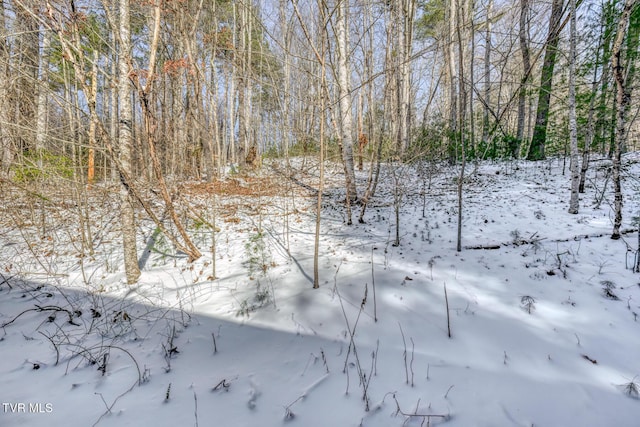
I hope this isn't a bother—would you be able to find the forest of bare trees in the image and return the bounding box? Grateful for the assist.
[0,0,638,283]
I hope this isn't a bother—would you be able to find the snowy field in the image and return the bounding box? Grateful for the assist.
[1,154,639,427]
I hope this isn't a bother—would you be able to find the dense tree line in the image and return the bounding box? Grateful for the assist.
[0,0,638,283]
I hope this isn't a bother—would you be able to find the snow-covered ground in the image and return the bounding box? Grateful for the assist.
[1,155,639,426]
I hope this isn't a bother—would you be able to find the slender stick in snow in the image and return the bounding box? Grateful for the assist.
[444,282,451,338]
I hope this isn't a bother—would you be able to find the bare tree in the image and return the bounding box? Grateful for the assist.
[237,1,253,165]
[129,0,202,262]
[579,17,604,194]
[0,0,12,175]
[87,50,99,187]
[292,0,329,287]
[314,1,328,289]
[35,21,50,154]
[527,0,565,160]
[118,0,141,284]
[611,0,638,239]
[444,0,458,163]
[14,1,39,154]
[455,0,470,252]
[568,0,579,214]
[516,0,530,156]
[396,0,416,155]
[335,0,358,206]
[482,0,493,150]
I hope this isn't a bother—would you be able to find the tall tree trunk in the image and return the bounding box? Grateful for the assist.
[579,19,604,194]
[237,2,253,166]
[620,2,640,154]
[336,0,358,203]
[611,0,637,239]
[314,1,327,289]
[527,0,564,160]
[568,0,580,214]
[455,0,468,252]
[134,0,202,261]
[356,92,362,171]
[15,2,39,153]
[210,57,222,175]
[118,0,141,284]
[383,3,397,152]
[35,26,50,153]
[596,1,615,155]
[444,0,458,163]
[110,27,119,182]
[468,4,476,160]
[357,0,378,223]
[0,0,12,175]
[227,56,236,164]
[397,0,415,155]
[88,50,99,187]
[482,0,493,150]
[279,0,291,165]
[516,0,530,156]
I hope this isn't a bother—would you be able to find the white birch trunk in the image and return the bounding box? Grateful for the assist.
[610,0,636,239]
[336,0,358,201]
[35,27,50,153]
[568,0,580,214]
[118,0,140,284]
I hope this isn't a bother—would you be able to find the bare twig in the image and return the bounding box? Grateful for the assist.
[37,331,60,365]
[409,338,415,387]
[371,247,377,322]
[92,378,138,426]
[398,322,409,384]
[321,348,329,374]
[444,385,455,399]
[2,304,78,328]
[336,284,371,409]
[212,379,231,391]
[444,283,451,338]
[193,390,199,427]
[283,395,304,420]
[0,273,14,289]
[392,393,448,425]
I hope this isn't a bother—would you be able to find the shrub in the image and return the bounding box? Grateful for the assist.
[12,150,74,183]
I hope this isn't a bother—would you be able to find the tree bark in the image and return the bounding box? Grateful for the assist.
[516,0,530,156]
[15,1,39,153]
[444,0,458,164]
[237,2,253,166]
[611,0,637,239]
[397,0,415,155]
[596,1,615,155]
[118,0,141,284]
[579,15,604,193]
[482,0,493,150]
[314,1,327,289]
[133,0,202,261]
[568,0,580,214]
[527,0,564,160]
[0,0,12,175]
[88,50,99,187]
[336,0,358,203]
[455,0,469,252]
[35,25,50,154]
